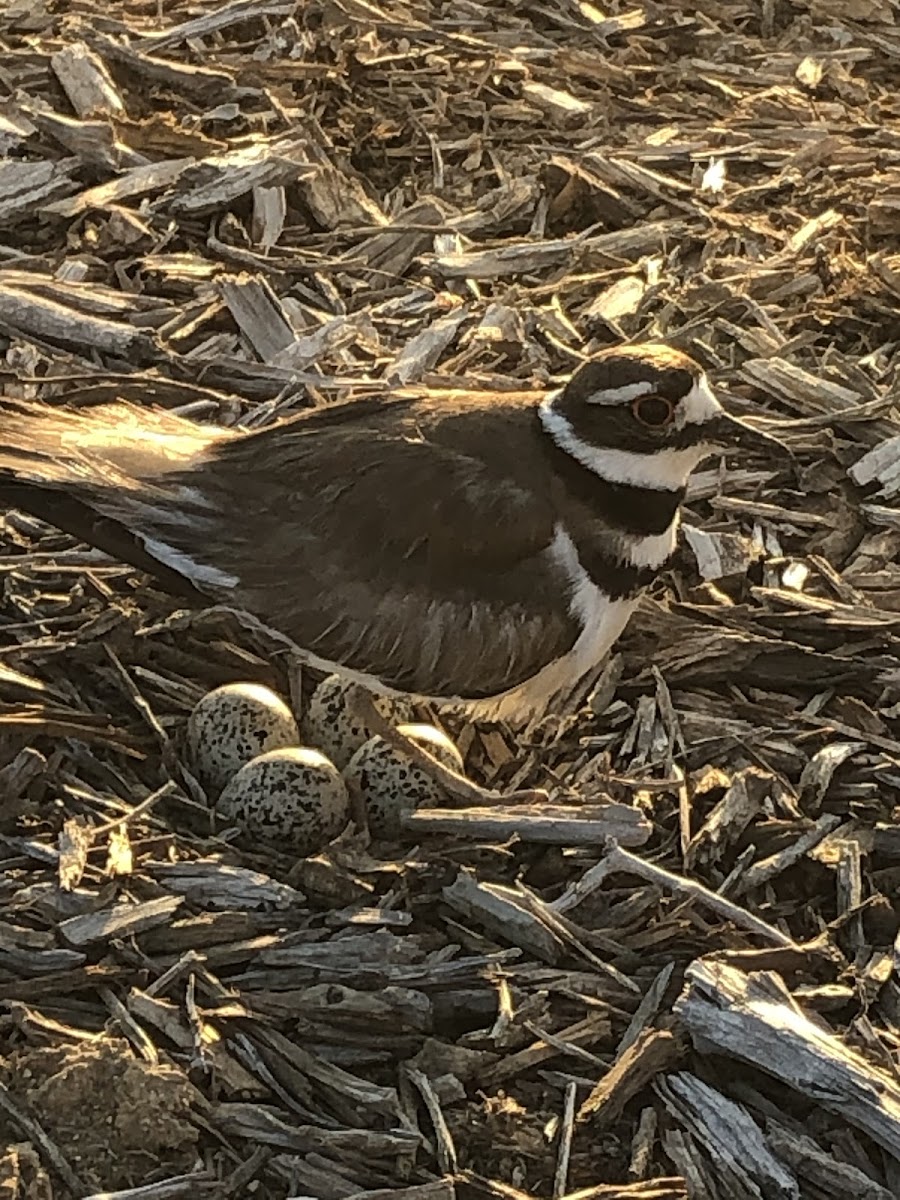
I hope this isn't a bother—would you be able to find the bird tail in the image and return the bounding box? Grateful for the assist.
[0,399,233,596]
[0,398,225,493]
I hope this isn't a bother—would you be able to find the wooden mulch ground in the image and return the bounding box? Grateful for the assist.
[2,0,900,1197]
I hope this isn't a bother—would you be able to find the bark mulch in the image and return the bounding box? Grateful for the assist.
[2,1,900,1197]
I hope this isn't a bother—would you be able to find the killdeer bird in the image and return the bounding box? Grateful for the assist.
[0,345,786,721]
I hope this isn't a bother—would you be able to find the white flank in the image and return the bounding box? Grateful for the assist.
[539,400,711,491]
[463,525,635,722]
[140,535,240,590]
[627,517,680,570]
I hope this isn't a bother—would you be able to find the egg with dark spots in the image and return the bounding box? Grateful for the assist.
[186,682,299,795]
[344,723,464,839]
[304,673,416,770]
[217,747,351,854]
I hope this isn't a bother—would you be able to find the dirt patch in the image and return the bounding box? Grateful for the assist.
[1,1039,200,1194]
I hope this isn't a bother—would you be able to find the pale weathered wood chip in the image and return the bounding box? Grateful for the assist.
[677,959,900,1159]
[404,803,651,846]
[655,1072,799,1198]
[51,41,125,119]
[58,895,184,947]
[443,869,566,963]
[0,284,158,361]
[0,158,81,222]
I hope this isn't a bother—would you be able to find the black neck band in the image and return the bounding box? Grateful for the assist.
[539,424,684,536]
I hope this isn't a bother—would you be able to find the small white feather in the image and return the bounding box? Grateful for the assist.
[678,374,723,429]
[627,519,680,570]
[140,535,240,589]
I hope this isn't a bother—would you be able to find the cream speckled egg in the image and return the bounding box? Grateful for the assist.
[187,682,299,795]
[304,674,415,770]
[217,747,351,854]
[344,723,464,839]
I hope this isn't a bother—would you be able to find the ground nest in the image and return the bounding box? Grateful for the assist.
[1,1,900,1198]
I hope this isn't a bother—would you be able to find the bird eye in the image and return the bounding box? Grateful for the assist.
[632,395,675,429]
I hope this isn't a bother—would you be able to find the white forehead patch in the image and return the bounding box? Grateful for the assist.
[677,373,723,428]
[585,381,655,406]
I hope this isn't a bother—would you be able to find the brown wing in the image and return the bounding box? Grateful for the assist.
[163,426,580,699]
[0,398,579,699]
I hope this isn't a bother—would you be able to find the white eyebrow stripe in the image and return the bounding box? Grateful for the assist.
[678,374,722,428]
[585,381,655,405]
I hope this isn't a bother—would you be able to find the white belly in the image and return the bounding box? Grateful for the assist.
[453,524,640,723]
[288,523,643,725]
[459,594,635,722]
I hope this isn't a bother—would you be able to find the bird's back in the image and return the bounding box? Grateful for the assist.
[0,392,581,706]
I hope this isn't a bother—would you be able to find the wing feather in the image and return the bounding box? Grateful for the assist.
[172,427,580,697]
[0,398,580,699]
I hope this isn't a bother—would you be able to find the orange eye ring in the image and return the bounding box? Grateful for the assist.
[632,395,676,429]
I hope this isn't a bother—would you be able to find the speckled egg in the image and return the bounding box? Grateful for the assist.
[186,682,299,795]
[344,723,464,839]
[303,673,416,770]
[217,747,351,854]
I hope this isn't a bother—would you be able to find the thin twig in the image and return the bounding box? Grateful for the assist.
[553,1082,578,1200]
[347,685,548,806]
[90,780,181,836]
[552,842,802,950]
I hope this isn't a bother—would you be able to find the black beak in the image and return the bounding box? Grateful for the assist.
[708,412,795,462]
